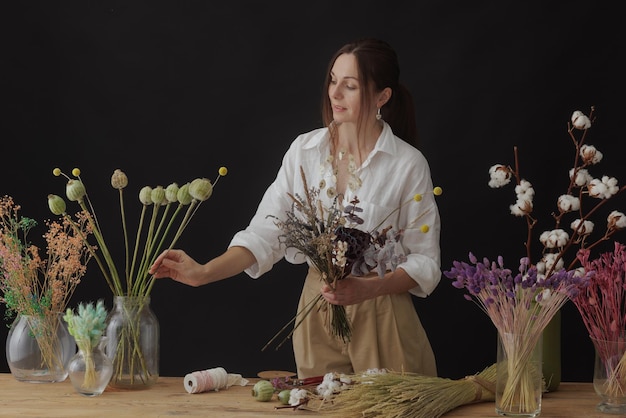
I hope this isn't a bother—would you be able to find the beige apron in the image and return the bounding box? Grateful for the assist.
[292,268,437,378]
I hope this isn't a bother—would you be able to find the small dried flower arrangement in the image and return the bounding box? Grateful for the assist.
[263,167,441,349]
[64,299,109,390]
[0,195,93,373]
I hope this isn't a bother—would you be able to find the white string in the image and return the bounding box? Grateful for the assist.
[184,367,229,393]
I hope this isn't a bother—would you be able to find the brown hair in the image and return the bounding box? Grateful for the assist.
[321,38,418,147]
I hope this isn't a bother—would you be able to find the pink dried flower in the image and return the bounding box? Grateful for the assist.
[572,242,626,342]
[0,195,92,320]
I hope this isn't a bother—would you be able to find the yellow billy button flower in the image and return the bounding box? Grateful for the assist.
[111,169,128,189]
[177,183,193,205]
[72,168,81,177]
[420,224,430,233]
[150,186,166,205]
[218,166,228,176]
[47,194,66,215]
[413,193,423,202]
[433,186,443,196]
[165,183,179,203]
[66,179,87,202]
[189,178,213,201]
[139,186,153,205]
[53,168,62,177]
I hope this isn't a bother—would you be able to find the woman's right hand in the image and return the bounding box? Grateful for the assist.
[149,249,207,287]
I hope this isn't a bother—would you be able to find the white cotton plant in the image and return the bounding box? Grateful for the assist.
[487,107,626,277]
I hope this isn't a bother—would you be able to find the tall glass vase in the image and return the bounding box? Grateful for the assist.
[104,296,159,389]
[496,332,543,417]
[590,335,626,414]
[5,313,76,383]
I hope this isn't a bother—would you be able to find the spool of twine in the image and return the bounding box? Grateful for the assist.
[184,367,229,393]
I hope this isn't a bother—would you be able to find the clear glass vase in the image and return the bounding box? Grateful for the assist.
[5,313,76,383]
[104,296,159,389]
[496,332,543,417]
[67,338,114,396]
[590,336,626,415]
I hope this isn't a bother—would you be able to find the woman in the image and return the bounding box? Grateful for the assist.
[150,38,441,378]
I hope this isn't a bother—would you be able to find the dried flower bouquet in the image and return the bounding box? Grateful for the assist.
[264,167,440,348]
[0,195,92,376]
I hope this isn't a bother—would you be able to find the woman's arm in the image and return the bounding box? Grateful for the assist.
[149,246,256,287]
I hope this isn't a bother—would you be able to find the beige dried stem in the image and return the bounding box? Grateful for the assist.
[318,363,497,418]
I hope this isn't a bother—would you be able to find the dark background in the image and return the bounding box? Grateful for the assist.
[1,1,624,382]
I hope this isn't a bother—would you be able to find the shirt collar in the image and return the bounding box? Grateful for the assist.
[302,121,398,155]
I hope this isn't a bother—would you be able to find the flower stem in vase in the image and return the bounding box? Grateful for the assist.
[82,350,96,388]
[112,307,148,384]
[106,296,159,389]
[31,316,68,373]
[591,336,626,414]
[496,333,543,417]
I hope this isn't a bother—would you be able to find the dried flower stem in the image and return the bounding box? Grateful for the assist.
[319,364,497,418]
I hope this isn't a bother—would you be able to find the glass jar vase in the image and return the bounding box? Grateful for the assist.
[67,338,113,396]
[104,296,159,389]
[590,335,626,414]
[5,313,76,383]
[496,332,543,417]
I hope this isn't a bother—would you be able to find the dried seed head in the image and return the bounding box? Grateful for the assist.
[189,178,213,201]
[177,183,192,205]
[66,179,86,202]
[111,169,128,189]
[139,186,153,205]
[151,186,166,205]
[165,183,179,203]
[48,194,66,215]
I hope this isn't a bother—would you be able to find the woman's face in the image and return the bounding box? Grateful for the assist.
[328,53,365,125]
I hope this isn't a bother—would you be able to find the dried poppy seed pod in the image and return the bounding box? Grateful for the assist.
[177,183,192,205]
[139,186,153,205]
[151,186,166,205]
[111,169,128,189]
[189,178,213,201]
[165,183,179,203]
[66,179,87,202]
[48,194,66,215]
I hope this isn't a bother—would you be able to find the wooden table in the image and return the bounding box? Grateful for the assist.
[0,374,605,417]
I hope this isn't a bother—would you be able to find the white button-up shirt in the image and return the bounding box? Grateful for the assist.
[229,121,441,297]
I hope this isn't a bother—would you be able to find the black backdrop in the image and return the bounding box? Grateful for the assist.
[1,1,624,382]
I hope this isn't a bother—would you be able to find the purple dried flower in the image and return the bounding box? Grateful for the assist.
[443,253,581,337]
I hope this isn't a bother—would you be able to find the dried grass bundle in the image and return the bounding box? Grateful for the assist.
[317,363,496,418]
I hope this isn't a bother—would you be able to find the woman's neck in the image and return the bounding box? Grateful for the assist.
[330,119,382,198]
[333,120,382,164]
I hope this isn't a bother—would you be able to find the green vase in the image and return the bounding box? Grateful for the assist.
[542,309,561,391]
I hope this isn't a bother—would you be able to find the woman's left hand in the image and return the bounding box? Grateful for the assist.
[321,268,417,305]
[321,276,380,306]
